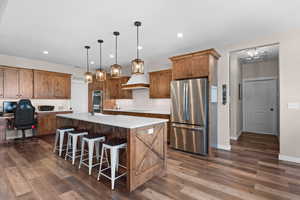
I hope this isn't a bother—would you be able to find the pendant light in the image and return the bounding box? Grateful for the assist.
[95,39,106,81]
[110,31,122,78]
[131,21,144,74]
[84,46,93,84]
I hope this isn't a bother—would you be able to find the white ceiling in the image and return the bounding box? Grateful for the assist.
[0,0,299,70]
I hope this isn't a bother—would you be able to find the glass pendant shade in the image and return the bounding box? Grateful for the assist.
[95,69,106,81]
[110,64,122,78]
[131,58,144,74]
[84,71,93,83]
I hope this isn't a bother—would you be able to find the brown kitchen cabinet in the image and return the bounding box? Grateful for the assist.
[19,69,34,98]
[2,67,33,99]
[37,111,72,135]
[118,77,132,99]
[34,70,71,99]
[170,49,220,80]
[106,76,132,99]
[149,69,172,98]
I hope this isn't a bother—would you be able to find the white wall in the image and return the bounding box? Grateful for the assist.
[229,53,243,140]
[0,54,88,113]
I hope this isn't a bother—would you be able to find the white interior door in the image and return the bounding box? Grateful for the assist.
[243,79,278,135]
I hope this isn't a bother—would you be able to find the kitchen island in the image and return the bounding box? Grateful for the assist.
[56,113,168,192]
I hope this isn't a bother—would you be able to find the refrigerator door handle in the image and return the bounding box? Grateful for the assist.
[186,83,190,121]
[171,123,204,131]
[183,82,187,121]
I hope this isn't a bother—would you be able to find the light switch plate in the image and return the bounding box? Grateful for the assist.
[288,103,300,109]
[148,128,154,134]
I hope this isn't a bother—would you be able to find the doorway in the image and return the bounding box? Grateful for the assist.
[229,44,279,152]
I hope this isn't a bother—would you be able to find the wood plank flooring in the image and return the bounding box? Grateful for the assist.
[0,133,300,200]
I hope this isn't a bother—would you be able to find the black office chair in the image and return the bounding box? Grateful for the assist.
[14,99,37,140]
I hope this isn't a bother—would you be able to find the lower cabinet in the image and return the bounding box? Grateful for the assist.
[37,111,72,136]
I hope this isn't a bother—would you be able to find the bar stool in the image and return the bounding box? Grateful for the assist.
[97,138,127,190]
[65,130,88,165]
[53,127,75,157]
[79,134,108,175]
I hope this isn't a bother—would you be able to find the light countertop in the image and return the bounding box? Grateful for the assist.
[104,108,170,115]
[36,110,72,113]
[56,113,169,129]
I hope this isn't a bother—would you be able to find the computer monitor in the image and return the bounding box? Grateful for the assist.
[3,101,17,113]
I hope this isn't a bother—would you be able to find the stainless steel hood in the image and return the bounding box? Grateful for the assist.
[121,74,149,90]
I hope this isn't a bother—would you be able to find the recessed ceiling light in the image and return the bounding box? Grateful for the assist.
[90,61,95,65]
[177,33,183,38]
[43,50,49,54]
[138,45,143,50]
[109,54,114,58]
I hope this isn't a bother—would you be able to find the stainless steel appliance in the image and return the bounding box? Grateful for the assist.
[170,78,208,155]
[92,90,103,113]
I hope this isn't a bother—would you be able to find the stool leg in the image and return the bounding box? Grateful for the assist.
[95,141,100,162]
[115,149,119,173]
[53,131,59,153]
[97,146,105,181]
[105,148,110,167]
[79,140,85,169]
[110,148,117,190]
[59,132,65,157]
[64,135,70,160]
[88,141,94,175]
[72,135,78,165]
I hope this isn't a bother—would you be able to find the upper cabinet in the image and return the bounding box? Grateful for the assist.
[106,76,132,99]
[34,70,71,99]
[149,69,172,98]
[1,67,33,99]
[19,69,34,98]
[0,66,71,99]
[170,49,220,80]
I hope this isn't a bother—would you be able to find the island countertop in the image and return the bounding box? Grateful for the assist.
[56,112,169,129]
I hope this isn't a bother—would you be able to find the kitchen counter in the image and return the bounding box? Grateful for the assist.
[57,112,168,129]
[103,108,170,115]
[36,110,72,113]
[56,112,168,192]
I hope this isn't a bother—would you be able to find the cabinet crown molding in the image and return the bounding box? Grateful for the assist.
[169,48,221,61]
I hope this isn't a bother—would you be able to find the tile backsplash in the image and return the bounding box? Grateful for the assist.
[116,89,171,113]
[0,99,71,112]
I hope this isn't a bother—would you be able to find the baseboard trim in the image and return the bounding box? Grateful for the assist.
[217,144,231,151]
[279,154,300,164]
[230,136,238,140]
[230,130,242,140]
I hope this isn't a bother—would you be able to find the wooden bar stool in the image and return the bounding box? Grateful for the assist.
[65,130,88,165]
[53,127,75,157]
[97,138,127,190]
[79,134,108,175]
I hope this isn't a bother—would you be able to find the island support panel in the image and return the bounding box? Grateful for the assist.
[56,117,167,192]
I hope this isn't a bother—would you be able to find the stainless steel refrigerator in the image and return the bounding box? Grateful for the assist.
[170,78,208,155]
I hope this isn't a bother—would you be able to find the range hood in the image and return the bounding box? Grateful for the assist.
[121,74,149,90]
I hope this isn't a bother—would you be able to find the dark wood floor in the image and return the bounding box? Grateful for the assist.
[1,133,300,200]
